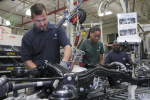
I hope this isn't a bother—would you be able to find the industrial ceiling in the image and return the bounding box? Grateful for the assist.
[0,0,149,34]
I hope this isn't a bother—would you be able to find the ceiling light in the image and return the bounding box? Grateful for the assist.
[99,11,112,16]
[26,9,31,16]
[6,20,11,25]
[106,11,112,15]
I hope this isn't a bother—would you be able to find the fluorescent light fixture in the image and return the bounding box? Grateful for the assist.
[63,23,67,26]
[99,11,112,16]
[6,20,10,25]
[26,9,31,16]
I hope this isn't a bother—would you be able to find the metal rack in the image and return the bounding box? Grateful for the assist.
[0,45,24,71]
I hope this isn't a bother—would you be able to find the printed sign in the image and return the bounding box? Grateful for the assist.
[117,12,137,37]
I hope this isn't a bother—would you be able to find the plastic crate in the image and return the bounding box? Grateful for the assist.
[0,45,19,56]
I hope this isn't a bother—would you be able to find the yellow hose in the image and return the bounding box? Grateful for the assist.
[66,0,68,9]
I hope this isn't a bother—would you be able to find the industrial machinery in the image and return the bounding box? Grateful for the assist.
[0,61,150,100]
[0,0,149,100]
[0,45,24,72]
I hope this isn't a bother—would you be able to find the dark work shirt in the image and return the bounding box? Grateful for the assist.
[78,39,104,66]
[21,22,71,66]
[104,50,132,66]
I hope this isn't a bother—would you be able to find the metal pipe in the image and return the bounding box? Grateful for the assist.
[133,0,135,12]
[58,0,59,9]
[125,0,129,13]
[8,77,63,82]
[13,81,54,90]
[0,71,11,74]
[98,0,107,16]
[16,20,33,27]
[18,0,29,4]
[67,0,71,41]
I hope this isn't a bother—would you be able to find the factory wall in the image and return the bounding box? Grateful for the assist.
[72,25,118,46]
[103,25,118,45]
[0,33,22,46]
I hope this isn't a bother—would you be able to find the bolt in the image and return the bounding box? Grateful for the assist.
[89,85,93,88]
[67,76,72,81]
[45,60,48,63]
[80,87,84,92]
[47,89,50,93]
[117,80,120,83]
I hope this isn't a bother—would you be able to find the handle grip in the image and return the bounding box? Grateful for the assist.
[70,62,75,70]
[74,35,80,46]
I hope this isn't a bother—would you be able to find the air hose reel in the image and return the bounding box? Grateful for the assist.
[70,8,86,25]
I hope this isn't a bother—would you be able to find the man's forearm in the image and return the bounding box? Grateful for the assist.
[99,54,103,65]
[62,45,72,62]
[24,60,37,69]
[99,60,103,65]
[129,60,133,65]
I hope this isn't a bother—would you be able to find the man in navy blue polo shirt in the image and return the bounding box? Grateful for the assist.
[104,41,133,66]
[21,3,72,70]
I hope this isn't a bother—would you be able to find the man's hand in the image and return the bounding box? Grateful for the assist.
[132,62,137,67]
[29,67,41,77]
[60,61,69,70]
[24,60,37,69]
